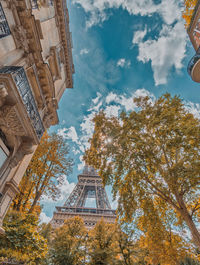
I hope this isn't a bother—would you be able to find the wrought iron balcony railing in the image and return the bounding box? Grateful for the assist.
[0,66,45,139]
[0,3,11,39]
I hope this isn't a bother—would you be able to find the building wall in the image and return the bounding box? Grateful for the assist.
[0,0,74,233]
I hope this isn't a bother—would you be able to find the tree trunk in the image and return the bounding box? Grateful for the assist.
[28,192,41,213]
[22,182,34,211]
[181,208,200,249]
[176,195,200,249]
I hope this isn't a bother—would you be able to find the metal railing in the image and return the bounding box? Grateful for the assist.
[0,66,45,139]
[56,206,116,216]
[0,3,10,39]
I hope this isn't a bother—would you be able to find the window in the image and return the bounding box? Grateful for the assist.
[0,146,7,168]
[0,3,11,38]
[0,133,9,169]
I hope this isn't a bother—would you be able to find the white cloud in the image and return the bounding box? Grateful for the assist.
[106,89,154,112]
[72,147,80,155]
[88,100,103,112]
[184,101,200,120]
[80,112,96,138]
[40,212,51,224]
[133,21,187,85]
[78,162,84,171]
[106,92,118,104]
[132,28,147,44]
[104,105,121,117]
[110,196,119,210]
[78,155,85,171]
[92,92,102,104]
[41,176,76,203]
[58,126,79,144]
[117,58,131,68]
[80,48,89,55]
[72,0,181,28]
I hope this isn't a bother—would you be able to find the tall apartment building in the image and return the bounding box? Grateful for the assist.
[0,0,74,233]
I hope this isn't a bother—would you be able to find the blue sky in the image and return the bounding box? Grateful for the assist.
[40,0,200,223]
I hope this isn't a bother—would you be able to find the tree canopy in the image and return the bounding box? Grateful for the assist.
[84,94,200,250]
[0,211,47,264]
[12,132,73,214]
[49,217,87,265]
[88,219,117,265]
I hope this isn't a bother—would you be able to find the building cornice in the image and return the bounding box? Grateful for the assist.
[54,0,74,88]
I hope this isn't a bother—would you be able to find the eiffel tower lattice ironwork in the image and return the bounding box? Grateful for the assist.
[51,166,116,229]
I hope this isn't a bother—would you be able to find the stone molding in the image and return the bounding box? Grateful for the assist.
[5,0,59,128]
[0,70,37,168]
[54,0,74,88]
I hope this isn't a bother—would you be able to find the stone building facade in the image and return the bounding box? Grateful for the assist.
[187,0,200,82]
[0,0,74,233]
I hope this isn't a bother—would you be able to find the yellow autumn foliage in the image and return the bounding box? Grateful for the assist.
[182,0,198,28]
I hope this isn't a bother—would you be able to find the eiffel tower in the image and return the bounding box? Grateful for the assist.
[51,166,116,229]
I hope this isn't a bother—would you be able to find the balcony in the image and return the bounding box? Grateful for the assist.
[188,52,200,82]
[0,66,45,140]
[0,3,11,39]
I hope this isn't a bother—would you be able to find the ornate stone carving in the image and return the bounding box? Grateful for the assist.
[12,25,29,53]
[0,105,25,136]
[0,84,8,107]
[0,104,35,168]
[43,110,54,128]
[10,137,35,168]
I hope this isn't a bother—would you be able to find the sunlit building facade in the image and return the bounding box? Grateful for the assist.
[0,0,74,233]
[187,1,200,82]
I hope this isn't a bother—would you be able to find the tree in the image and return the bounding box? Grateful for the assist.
[12,132,73,214]
[137,197,192,265]
[182,0,198,28]
[0,211,48,264]
[49,217,87,265]
[84,94,200,249]
[180,257,200,265]
[39,223,52,244]
[114,224,144,265]
[88,219,117,265]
